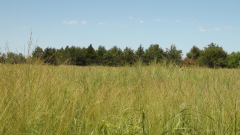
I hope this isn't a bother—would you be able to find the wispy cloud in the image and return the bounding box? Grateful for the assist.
[129,17,133,19]
[156,19,161,22]
[214,27,221,31]
[81,20,87,24]
[98,22,106,25]
[63,20,77,24]
[139,20,144,23]
[199,26,207,32]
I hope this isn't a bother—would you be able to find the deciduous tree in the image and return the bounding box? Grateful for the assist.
[143,44,165,64]
[166,44,182,65]
[123,47,135,65]
[186,45,201,60]
[201,43,228,68]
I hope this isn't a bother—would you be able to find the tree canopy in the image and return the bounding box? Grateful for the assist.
[1,42,239,68]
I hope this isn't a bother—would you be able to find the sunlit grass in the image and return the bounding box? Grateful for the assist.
[0,63,239,134]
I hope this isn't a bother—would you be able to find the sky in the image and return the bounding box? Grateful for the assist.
[1,0,240,57]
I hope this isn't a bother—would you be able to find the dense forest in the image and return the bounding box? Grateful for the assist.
[0,42,240,68]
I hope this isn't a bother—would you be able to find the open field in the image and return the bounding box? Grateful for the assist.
[0,63,240,134]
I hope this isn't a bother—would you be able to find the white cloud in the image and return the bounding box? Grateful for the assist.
[199,26,206,32]
[129,17,133,19]
[214,27,221,31]
[98,22,106,25]
[176,20,181,23]
[63,20,77,24]
[156,19,161,22]
[139,20,144,23]
[81,20,87,24]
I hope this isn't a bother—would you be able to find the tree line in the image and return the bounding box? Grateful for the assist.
[0,42,240,68]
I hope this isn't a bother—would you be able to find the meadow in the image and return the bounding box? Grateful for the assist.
[0,63,239,134]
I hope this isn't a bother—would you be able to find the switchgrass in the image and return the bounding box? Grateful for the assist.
[0,63,240,134]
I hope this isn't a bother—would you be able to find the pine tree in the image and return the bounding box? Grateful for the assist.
[86,44,97,65]
[96,45,107,65]
[136,44,145,59]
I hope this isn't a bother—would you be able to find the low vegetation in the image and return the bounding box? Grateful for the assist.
[0,63,239,134]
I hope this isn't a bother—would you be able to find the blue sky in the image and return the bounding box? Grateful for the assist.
[1,0,240,57]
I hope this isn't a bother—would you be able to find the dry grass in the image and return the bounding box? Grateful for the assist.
[0,63,240,134]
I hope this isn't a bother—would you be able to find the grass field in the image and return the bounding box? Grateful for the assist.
[0,63,239,134]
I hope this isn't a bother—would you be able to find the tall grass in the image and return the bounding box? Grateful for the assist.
[0,63,239,134]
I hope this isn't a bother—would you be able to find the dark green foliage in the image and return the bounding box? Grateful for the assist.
[66,46,86,66]
[200,43,228,68]
[3,42,240,68]
[96,45,107,65]
[142,44,165,64]
[0,52,6,63]
[186,45,204,66]
[102,52,113,66]
[186,45,201,60]
[76,48,87,66]
[86,44,97,65]
[71,46,86,66]
[6,52,18,64]
[32,46,44,59]
[7,52,26,64]
[103,46,123,66]
[123,47,135,65]
[135,44,145,60]
[17,53,26,64]
[55,46,86,66]
[67,46,77,65]
[55,47,68,65]
[228,52,240,68]
[43,47,57,65]
[0,51,25,64]
[0,52,26,64]
[166,44,182,65]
